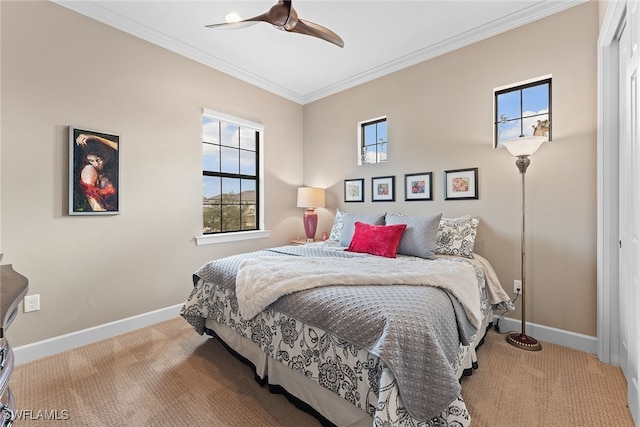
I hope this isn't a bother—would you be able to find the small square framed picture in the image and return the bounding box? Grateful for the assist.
[372,175,395,202]
[344,178,365,202]
[444,168,478,200]
[404,172,433,201]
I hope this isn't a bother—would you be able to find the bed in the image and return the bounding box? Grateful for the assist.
[181,212,513,426]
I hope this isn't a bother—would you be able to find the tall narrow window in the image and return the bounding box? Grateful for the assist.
[494,77,551,148]
[202,109,262,235]
[358,117,387,164]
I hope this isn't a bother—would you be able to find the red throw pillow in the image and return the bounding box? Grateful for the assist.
[346,222,408,258]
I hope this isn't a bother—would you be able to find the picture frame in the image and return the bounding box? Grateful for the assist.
[371,175,395,202]
[69,126,120,215]
[444,168,478,200]
[404,172,433,201]
[344,178,365,202]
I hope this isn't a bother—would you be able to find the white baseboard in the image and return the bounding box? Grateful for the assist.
[493,314,598,355]
[11,307,598,365]
[13,304,184,365]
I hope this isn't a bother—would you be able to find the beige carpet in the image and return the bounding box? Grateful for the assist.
[461,329,635,427]
[10,318,635,426]
[11,318,321,427]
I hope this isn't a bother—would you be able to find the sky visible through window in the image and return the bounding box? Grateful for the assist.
[362,118,387,164]
[496,81,550,146]
[202,117,257,198]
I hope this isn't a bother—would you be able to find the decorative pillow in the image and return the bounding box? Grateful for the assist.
[328,209,346,241]
[339,212,386,247]
[385,213,442,259]
[346,222,407,258]
[436,216,479,258]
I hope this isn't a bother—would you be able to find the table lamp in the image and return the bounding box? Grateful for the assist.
[297,187,325,242]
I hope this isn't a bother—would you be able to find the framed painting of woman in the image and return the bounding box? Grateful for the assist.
[69,126,120,215]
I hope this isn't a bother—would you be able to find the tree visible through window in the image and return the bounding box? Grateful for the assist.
[359,117,387,164]
[202,111,260,234]
[494,78,551,148]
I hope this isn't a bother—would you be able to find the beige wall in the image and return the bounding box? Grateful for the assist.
[0,1,3,257]
[1,1,599,347]
[598,0,610,28]
[1,1,304,347]
[303,2,599,336]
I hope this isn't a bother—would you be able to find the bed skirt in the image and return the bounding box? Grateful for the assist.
[203,313,491,427]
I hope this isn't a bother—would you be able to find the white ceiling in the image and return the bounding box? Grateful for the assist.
[54,0,584,105]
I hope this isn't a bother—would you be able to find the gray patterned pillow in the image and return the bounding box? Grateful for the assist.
[385,213,442,259]
[436,216,479,258]
[328,209,346,241]
[339,212,386,247]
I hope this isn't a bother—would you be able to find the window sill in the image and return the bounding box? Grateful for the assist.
[195,230,271,246]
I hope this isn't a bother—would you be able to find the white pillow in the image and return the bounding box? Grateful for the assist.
[435,216,479,258]
[328,209,346,241]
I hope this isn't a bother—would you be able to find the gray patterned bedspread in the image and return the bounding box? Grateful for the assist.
[182,245,479,421]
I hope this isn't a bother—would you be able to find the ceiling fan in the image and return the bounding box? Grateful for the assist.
[205,0,344,48]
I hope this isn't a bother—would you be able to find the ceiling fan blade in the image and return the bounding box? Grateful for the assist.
[206,11,272,29]
[205,21,259,30]
[291,18,344,48]
[205,1,343,48]
[205,1,291,29]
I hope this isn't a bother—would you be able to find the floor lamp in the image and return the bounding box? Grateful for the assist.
[297,187,325,242]
[502,135,546,351]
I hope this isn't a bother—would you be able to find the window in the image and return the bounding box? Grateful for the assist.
[494,77,551,148]
[358,117,387,164]
[201,109,263,236]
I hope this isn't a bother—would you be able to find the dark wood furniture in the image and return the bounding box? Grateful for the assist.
[0,265,28,426]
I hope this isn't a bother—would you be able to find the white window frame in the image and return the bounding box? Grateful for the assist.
[196,108,269,245]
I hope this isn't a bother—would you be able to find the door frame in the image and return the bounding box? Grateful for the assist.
[597,0,625,366]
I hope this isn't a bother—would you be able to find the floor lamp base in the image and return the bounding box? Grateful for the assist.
[506,332,542,351]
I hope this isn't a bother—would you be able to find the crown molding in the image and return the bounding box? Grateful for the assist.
[53,0,585,105]
[52,0,305,104]
[302,0,586,104]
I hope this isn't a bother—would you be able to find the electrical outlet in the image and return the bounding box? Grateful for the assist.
[513,280,522,295]
[24,294,40,313]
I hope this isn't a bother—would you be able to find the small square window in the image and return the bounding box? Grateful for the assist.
[358,117,387,164]
[494,78,551,148]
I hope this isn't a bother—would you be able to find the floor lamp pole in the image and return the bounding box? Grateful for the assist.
[506,155,542,351]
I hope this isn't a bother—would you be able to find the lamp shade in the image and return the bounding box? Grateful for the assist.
[502,136,547,157]
[297,187,325,208]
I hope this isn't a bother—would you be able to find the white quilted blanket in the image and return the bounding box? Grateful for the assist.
[236,256,481,329]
